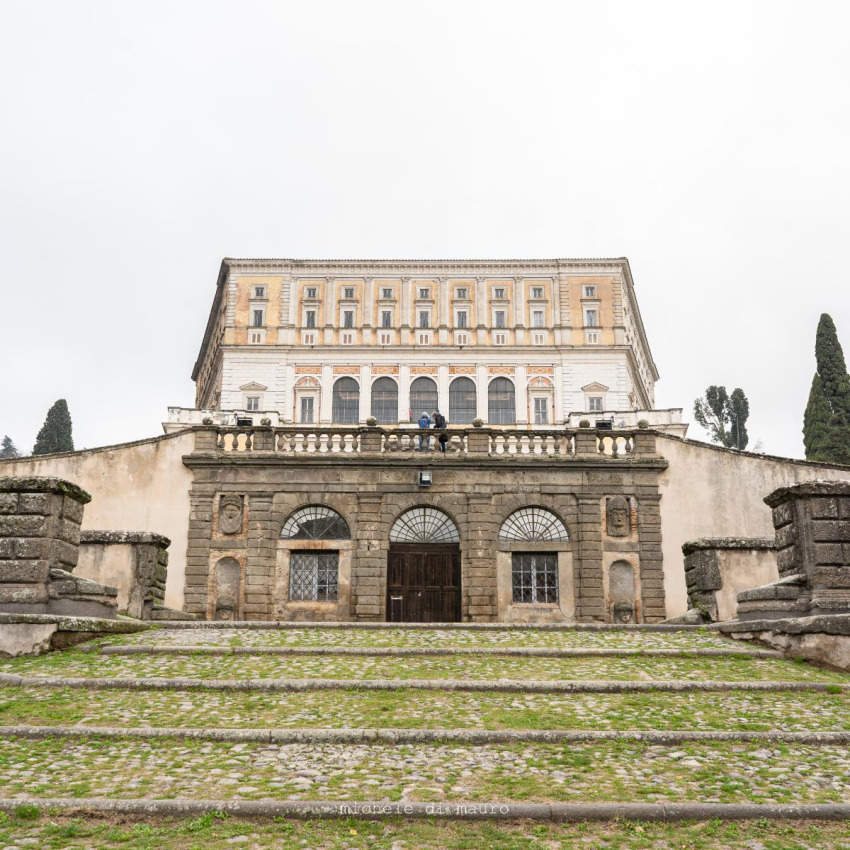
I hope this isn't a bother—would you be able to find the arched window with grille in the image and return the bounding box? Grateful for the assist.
[499,506,569,605]
[371,377,398,424]
[331,377,359,424]
[410,377,438,417]
[488,377,516,425]
[280,505,351,540]
[449,377,476,424]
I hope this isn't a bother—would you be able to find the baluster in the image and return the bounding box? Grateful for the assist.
[216,431,225,451]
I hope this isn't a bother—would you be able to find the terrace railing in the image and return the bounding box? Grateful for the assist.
[201,426,656,459]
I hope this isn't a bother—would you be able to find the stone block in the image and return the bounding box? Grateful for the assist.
[814,543,846,565]
[60,498,85,524]
[776,546,801,575]
[0,515,46,538]
[0,539,12,559]
[0,494,18,514]
[57,518,81,546]
[811,498,839,519]
[0,584,48,604]
[48,538,79,568]
[772,501,794,528]
[774,523,798,549]
[0,560,51,583]
[812,520,850,543]
[16,493,53,515]
[812,566,850,588]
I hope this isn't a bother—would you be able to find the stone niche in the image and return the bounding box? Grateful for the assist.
[737,481,850,621]
[0,477,117,618]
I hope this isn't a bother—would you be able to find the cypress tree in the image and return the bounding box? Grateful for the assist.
[727,388,749,450]
[815,313,850,421]
[803,374,834,461]
[32,399,74,456]
[803,314,850,465]
[0,436,19,458]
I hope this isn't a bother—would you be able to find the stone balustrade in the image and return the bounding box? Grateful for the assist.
[202,426,656,458]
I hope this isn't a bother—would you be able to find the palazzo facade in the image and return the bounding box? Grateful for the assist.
[173,257,678,623]
[168,257,685,435]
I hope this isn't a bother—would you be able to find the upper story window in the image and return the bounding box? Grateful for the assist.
[531,287,544,299]
[305,311,316,328]
[343,310,354,328]
[494,310,506,329]
[533,310,544,328]
[588,396,603,412]
[419,311,430,329]
[343,287,355,299]
[382,287,393,299]
[252,309,264,327]
[455,287,468,299]
[456,310,468,329]
[584,286,596,297]
[418,287,430,299]
[584,308,598,328]
[306,287,318,299]
[246,396,260,411]
[381,310,392,328]
[493,287,506,299]
[253,286,265,298]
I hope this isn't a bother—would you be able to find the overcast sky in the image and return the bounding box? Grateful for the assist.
[2,1,849,459]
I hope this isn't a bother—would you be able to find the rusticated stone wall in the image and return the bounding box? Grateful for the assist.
[182,432,669,623]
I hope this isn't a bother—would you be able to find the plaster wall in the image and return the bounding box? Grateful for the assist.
[715,549,779,621]
[0,431,194,610]
[76,543,135,612]
[658,435,850,618]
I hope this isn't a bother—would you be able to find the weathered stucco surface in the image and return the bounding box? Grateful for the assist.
[715,549,779,621]
[0,432,194,610]
[75,543,136,612]
[658,435,850,618]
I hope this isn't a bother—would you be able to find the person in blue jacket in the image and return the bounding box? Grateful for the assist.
[417,410,432,451]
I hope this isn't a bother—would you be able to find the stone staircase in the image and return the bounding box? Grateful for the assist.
[0,623,848,848]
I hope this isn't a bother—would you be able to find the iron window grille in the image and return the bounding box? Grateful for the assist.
[281,505,350,539]
[488,377,516,425]
[381,311,392,328]
[343,311,354,328]
[456,311,468,329]
[306,311,316,328]
[371,377,398,424]
[512,553,558,603]
[289,551,339,601]
[449,377,476,424]
[331,377,360,423]
[252,309,264,327]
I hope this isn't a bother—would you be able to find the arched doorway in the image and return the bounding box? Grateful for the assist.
[387,507,461,622]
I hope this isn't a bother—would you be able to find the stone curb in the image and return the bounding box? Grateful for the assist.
[97,645,779,659]
[152,622,707,632]
[2,725,849,746]
[0,673,844,693]
[0,798,847,822]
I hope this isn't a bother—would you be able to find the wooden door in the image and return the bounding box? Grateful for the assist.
[387,544,461,622]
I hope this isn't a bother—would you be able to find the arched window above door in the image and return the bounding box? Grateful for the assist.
[390,507,460,543]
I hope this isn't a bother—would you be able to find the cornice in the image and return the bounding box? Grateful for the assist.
[222,257,633,278]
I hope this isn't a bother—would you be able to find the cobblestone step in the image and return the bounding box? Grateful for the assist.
[96,643,780,658]
[1,684,846,731]
[2,651,833,682]
[0,737,848,804]
[0,673,845,693]
[3,725,850,746]
[1,797,849,823]
[125,625,734,649]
